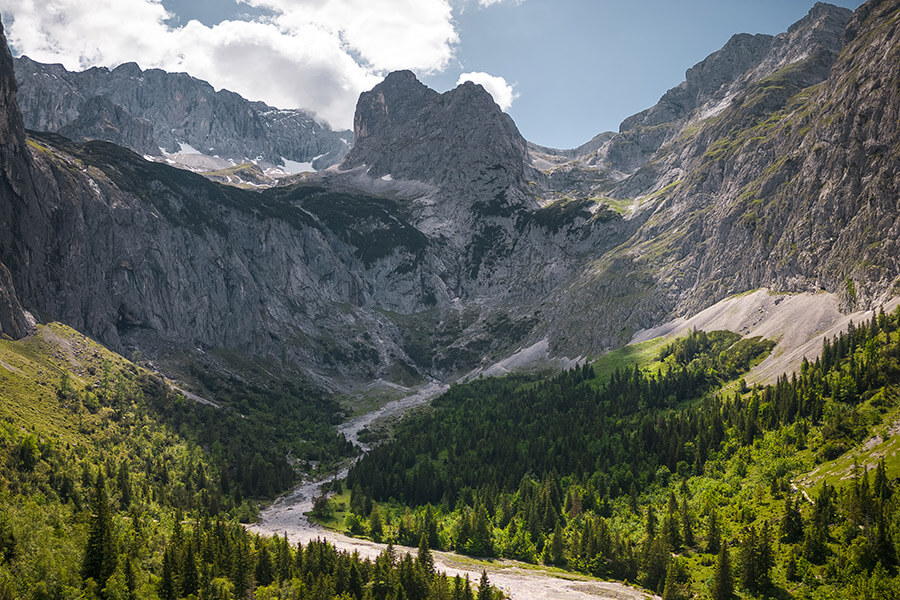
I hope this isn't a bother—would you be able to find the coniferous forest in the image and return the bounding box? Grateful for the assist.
[6,306,900,599]
[340,310,900,598]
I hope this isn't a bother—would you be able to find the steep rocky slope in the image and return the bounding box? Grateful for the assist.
[532,0,900,356]
[536,2,853,196]
[57,94,160,156]
[0,19,31,339]
[1,1,899,389]
[0,22,626,385]
[13,56,352,170]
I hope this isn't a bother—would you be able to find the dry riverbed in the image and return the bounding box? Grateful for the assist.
[248,382,658,600]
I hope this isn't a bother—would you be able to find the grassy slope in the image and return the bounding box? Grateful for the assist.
[0,323,133,442]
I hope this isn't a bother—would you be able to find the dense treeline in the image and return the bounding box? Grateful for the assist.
[345,310,900,597]
[52,346,355,501]
[0,324,352,599]
[349,330,773,504]
[141,362,355,499]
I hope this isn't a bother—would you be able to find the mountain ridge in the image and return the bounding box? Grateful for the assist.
[1,1,899,392]
[12,55,353,171]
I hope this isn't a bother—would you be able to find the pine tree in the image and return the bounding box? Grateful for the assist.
[463,574,474,600]
[117,460,132,511]
[158,548,176,600]
[181,543,199,597]
[276,533,292,582]
[418,534,435,577]
[124,557,137,600]
[757,522,774,589]
[680,498,694,547]
[706,508,721,554]
[641,535,670,594]
[83,473,117,587]
[780,497,803,543]
[662,493,682,550]
[370,504,384,542]
[662,559,689,600]
[476,570,492,600]
[738,526,758,593]
[550,521,566,566]
[256,543,274,586]
[710,542,733,600]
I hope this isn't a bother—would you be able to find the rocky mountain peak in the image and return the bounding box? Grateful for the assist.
[351,69,439,142]
[342,71,530,191]
[12,56,353,170]
[110,61,143,78]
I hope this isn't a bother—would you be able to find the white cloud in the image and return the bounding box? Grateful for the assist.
[240,0,458,73]
[477,0,523,7]
[0,0,459,129]
[456,71,517,111]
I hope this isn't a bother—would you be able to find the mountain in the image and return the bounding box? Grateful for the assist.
[1,1,899,392]
[535,2,853,193]
[57,94,160,156]
[12,56,353,170]
[533,1,900,355]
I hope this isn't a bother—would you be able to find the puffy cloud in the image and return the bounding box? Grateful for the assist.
[240,0,458,73]
[456,71,517,111]
[0,0,459,129]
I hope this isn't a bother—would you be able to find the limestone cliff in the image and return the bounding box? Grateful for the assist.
[13,56,352,169]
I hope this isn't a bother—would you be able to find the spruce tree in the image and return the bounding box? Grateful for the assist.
[706,508,721,554]
[680,498,694,547]
[83,472,116,587]
[662,559,688,600]
[550,521,566,566]
[780,497,803,543]
[418,534,435,577]
[256,543,274,586]
[181,544,199,596]
[710,542,733,600]
[476,570,492,600]
[738,526,758,593]
[158,548,176,600]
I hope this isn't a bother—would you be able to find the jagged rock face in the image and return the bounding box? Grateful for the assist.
[0,262,26,338]
[58,95,160,156]
[0,20,31,339]
[13,57,352,168]
[338,70,553,293]
[541,0,900,356]
[655,0,900,313]
[343,71,532,193]
[18,132,443,364]
[545,2,853,187]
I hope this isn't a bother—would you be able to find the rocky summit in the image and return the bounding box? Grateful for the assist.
[13,56,353,172]
[1,1,899,392]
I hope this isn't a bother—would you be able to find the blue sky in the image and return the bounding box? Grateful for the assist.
[1,0,865,149]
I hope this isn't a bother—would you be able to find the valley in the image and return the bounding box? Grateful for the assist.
[1,0,900,599]
[249,384,655,600]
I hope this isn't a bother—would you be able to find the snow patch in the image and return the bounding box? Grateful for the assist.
[280,157,316,174]
[380,174,393,181]
[177,142,202,155]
